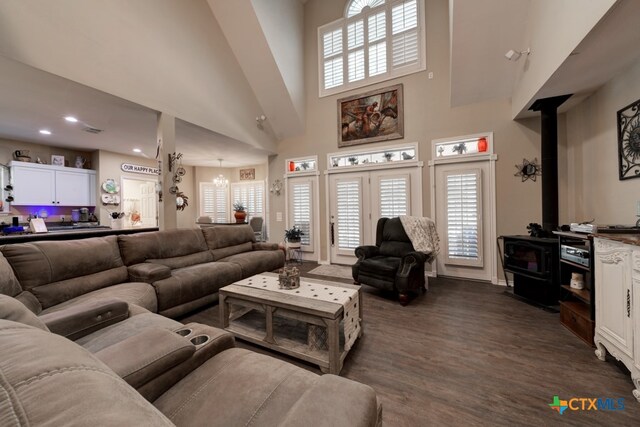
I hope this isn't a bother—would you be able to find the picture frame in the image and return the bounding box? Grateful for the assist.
[240,168,255,181]
[51,155,65,167]
[617,98,640,180]
[338,83,404,147]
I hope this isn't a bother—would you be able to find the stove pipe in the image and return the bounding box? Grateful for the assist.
[529,94,571,233]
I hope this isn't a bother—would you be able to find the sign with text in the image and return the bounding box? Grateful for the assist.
[121,163,160,175]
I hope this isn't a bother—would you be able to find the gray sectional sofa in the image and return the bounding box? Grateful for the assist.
[0,225,284,318]
[0,225,382,426]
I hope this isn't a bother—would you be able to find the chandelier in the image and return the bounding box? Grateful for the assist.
[213,159,229,188]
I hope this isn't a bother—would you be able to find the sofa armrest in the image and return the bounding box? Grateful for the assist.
[128,263,172,283]
[252,242,279,251]
[354,245,379,261]
[280,375,380,427]
[398,251,428,277]
[95,328,195,389]
[40,298,130,340]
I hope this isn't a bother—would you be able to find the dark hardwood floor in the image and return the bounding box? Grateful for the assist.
[180,263,640,426]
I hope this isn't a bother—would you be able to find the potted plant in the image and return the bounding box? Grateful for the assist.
[284,226,304,248]
[348,156,358,165]
[233,202,247,223]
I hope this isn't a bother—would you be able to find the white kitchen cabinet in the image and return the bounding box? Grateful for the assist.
[10,162,96,207]
[593,237,640,402]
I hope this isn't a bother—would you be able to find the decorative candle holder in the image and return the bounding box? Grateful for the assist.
[278,266,300,290]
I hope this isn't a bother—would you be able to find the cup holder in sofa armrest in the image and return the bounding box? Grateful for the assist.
[189,335,209,346]
[175,328,193,337]
[136,323,236,402]
[94,328,195,390]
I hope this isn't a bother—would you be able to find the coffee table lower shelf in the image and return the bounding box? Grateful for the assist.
[219,277,362,375]
[226,321,350,373]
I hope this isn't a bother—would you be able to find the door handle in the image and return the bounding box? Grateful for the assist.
[330,222,335,246]
[627,289,631,318]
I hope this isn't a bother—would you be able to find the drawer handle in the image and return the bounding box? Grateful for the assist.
[627,289,631,318]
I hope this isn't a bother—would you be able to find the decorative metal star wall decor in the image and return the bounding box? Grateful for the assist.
[617,99,640,180]
[514,158,542,182]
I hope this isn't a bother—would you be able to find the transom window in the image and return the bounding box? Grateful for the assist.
[319,0,425,97]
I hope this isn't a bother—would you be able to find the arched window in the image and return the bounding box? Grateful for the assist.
[346,0,386,18]
[319,0,425,96]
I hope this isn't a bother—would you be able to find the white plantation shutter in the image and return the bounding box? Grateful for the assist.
[323,28,344,89]
[200,183,228,223]
[336,179,362,249]
[231,182,265,220]
[391,0,419,67]
[290,181,313,247]
[378,176,408,217]
[445,169,482,266]
[319,0,424,95]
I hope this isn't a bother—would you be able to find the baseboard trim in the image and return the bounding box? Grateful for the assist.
[318,259,330,265]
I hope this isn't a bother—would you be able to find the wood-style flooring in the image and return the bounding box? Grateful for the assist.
[180,263,640,426]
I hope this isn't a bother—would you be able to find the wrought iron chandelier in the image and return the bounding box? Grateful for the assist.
[213,159,228,188]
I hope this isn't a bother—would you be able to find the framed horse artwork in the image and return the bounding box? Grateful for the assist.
[337,84,404,147]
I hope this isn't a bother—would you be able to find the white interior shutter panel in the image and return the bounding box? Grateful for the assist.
[322,27,344,90]
[336,179,362,250]
[291,181,313,247]
[200,183,228,223]
[391,0,419,68]
[445,169,482,267]
[378,175,409,218]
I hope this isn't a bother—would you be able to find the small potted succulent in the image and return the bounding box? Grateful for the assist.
[233,202,247,223]
[348,156,359,165]
[284,226,304,248]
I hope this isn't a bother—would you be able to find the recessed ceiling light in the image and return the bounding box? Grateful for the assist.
[133,148,142,153]
[39,129,52,135]
[65,116,79,123]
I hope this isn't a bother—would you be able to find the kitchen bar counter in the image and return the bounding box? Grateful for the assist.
[0,227,159,245]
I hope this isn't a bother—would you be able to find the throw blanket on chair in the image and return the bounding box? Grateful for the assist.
[399,216,440,261]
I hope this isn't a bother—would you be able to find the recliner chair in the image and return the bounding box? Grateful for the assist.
[352,217,428,305]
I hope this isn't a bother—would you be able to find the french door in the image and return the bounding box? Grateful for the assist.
[329,167,420,265]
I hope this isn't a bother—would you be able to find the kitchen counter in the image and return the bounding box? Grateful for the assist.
[0,227,159,245]
[592,232,640,247]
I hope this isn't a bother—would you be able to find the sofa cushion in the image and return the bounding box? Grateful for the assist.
[0,250,22,297]
[147,251,214,270]
[154,347,317,426]
[0,320,174,426]
[75,311,183,353]
[0,294,48,330]
[152,262,242,313]
[219,250,284,278]
[1,236,129,309]
[202,225,256,260]
[118,229,210,266]
[40,282,157,315]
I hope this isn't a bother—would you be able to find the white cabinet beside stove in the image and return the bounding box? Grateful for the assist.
[593,237,640,402]
[10,162,96,206]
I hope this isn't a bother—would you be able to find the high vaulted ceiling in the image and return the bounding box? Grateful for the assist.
[1,0,640,167]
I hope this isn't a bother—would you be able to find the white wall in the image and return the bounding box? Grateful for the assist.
[511,0,616,117]
[0,0,276,153]
[564,57,640,224]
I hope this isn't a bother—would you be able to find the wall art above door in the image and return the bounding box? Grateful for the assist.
[338,83,403,147]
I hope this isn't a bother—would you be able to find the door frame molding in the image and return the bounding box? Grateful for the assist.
[429,132,498,284]
[324,142,424,265]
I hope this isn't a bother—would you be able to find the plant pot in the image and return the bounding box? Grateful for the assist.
[234,210,247,223]
[286,239,301,249]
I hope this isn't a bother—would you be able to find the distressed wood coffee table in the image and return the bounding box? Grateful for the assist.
[219,272,362,374]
